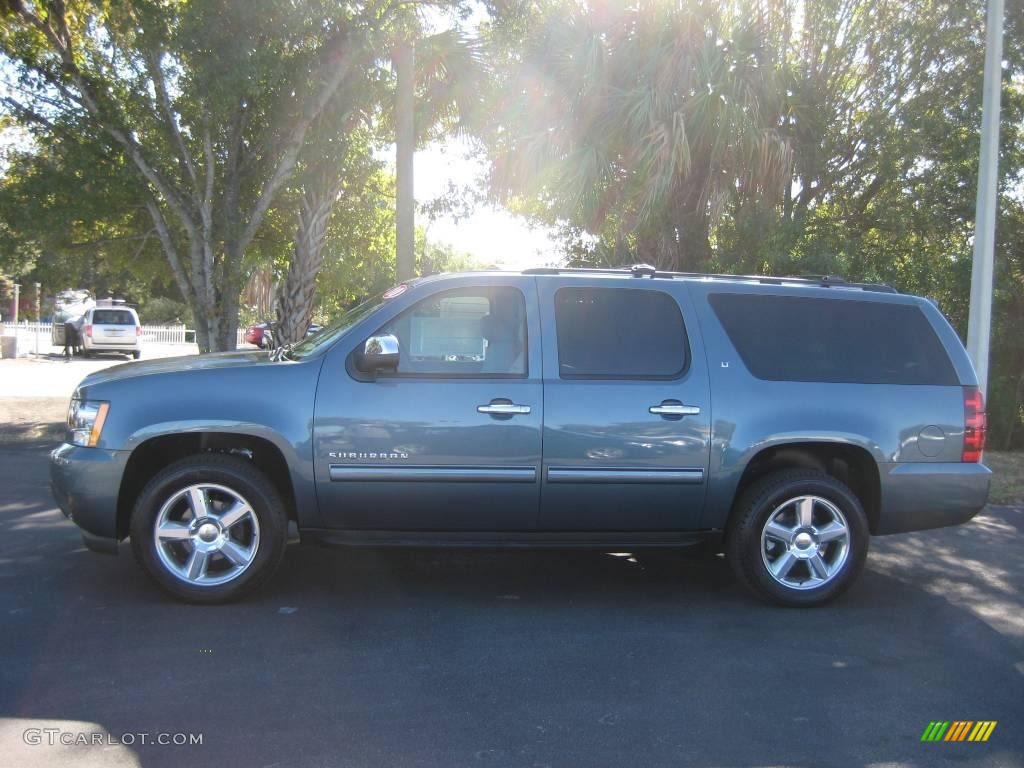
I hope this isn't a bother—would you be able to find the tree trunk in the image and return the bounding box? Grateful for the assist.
[395,38,416,282]
[218,241,244,352]
[676,209,712,272]
[275,186,337,346]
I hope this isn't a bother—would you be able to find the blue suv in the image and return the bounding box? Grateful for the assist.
[50,266,991,606]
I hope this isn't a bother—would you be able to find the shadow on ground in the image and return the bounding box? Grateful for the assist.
[0,421,64,446]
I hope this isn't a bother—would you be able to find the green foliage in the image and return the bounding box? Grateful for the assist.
[0,120,173,305]
[314,168,398,319]
[136,295,193,326]
[488,0,791,270]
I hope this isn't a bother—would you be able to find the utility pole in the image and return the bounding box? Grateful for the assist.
[395,37,416,282]
[12,283,20,325]
[967,0,1004,397]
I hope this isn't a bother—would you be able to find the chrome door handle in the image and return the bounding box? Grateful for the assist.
[649,402,700,416]
[478,403,532,415]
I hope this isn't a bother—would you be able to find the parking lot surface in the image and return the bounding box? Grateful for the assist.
[1,441,1021,767]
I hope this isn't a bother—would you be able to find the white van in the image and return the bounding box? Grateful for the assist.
[81,305,142,358]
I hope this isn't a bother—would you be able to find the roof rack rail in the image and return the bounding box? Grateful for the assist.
[522,265,897,293]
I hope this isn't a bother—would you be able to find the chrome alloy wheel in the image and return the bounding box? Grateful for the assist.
[153,483,261,586]
[760,495,850,591]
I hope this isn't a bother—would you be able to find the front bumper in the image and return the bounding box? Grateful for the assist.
[50,443,129,554]
[876,461,992,535]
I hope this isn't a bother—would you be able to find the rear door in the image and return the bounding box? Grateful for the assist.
[537,279,711,530]
[91,308,137,345]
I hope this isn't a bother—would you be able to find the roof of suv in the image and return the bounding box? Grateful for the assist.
[521,264,898,293]
[414,265,898,294]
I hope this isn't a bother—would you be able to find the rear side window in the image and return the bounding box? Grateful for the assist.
[708,293,958,385]
[91,310,135,325]
[554,287,688,379]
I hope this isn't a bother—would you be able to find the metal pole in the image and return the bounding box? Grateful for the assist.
[966,0,1004,397]
[34,282,41,356]
[395,38,416,282]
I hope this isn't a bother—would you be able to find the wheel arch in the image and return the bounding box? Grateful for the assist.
[117,429,300,539]
[726,440,882,535]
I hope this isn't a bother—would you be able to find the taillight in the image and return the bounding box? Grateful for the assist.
[962,386,986,462]
[84,324,92,338]
[136,325,141,337]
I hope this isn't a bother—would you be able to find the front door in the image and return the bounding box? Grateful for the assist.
[538,280,711,530]
[314,278,543,531]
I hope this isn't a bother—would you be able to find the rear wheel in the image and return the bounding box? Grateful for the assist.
[130,454,287,603]
[132,350,141,360]
[726,469,869,607]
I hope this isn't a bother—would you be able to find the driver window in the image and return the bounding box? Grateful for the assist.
[380,287,527,377]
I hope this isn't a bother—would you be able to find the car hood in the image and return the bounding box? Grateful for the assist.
[76,350,273,392]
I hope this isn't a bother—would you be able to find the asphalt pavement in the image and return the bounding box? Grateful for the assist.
[0,442,1022,768]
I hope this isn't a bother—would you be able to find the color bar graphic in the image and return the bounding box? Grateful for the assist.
[921,721,996,742]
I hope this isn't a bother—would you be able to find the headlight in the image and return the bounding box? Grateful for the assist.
[68,399,110,447]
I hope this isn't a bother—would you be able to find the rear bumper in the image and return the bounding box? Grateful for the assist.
[876,461,991,535]
[83,339,140,351]
[50,443,129,554]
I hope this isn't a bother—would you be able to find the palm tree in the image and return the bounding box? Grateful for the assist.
[490,0,791,271]
[273,77,379,347]
[394,27,486,281]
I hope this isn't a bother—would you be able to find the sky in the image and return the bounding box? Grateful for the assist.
[387,136,565,271]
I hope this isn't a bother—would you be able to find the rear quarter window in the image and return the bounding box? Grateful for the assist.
[708,293,958,385]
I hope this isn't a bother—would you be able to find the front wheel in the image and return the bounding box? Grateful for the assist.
[130,454,287,603]
[726,469,869,607]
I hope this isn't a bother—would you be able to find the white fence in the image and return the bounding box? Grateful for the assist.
[0,321,249,354]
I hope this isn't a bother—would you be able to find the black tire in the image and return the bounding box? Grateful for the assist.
[132,350,141,360]
[130,454,287,603]
[725,469,869,607]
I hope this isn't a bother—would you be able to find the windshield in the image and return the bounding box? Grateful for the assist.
[287,291,390,359]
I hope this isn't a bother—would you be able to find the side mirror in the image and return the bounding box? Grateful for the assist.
[358,333,400,373]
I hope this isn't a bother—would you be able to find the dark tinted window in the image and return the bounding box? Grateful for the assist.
[555,288,687,379]
[92,310,135,325]
[708,293,957,385]
[380,287,527,377]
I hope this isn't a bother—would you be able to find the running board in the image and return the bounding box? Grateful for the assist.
[299,529,721,549]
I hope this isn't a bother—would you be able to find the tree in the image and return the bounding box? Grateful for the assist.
[275,120,383,346]
[1,0,398,350]
[393,25,486,282]
[0,114,172,304]
[276,21,485,346]
[487,0,791,271]
[394,32,416,281]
